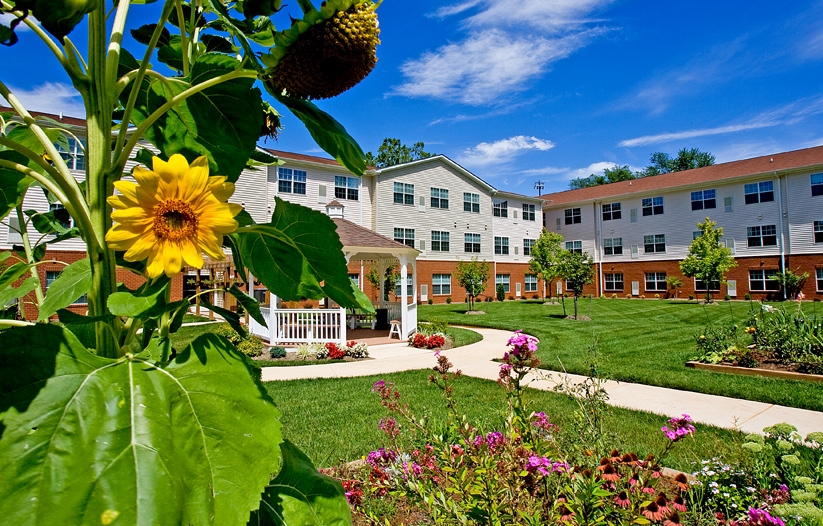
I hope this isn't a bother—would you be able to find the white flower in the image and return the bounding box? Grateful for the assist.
[762,304,775,313]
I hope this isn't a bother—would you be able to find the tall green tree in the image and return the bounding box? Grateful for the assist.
[455,257,491,312]
[528,229,564,298]
[365,137,434,168]
[679,217,736,302]
[556,250,595,319]
[366,264,399,301]
[638,148,715,177]
[569,164,635,190]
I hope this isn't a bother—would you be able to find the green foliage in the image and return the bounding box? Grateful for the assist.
[365,264,399,301]
[637,147,715,177]
[748,305,823,364]
[680,217,736,301]
[237,334,265,358]
[496,282,505,301]
[528,229,564,295]
[454,257,491,311]
[270,345,287,359]
[556,250,595,319]
[568,164,635,190]
[0,325,282,525]
[364,137,434,168]
[774,268,809,300]
[234,198,373,312]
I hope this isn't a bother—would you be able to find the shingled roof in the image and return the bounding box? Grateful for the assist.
[540,144,823,207]
[332,218,417,253]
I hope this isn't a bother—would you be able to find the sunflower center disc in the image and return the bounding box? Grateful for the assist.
[153,199,198,241]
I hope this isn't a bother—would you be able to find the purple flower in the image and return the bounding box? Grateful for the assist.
[747,507,785,526]
[662,414,696,442]
[366,448,397,467]
[485,431,506,451]
[372,380,386,392]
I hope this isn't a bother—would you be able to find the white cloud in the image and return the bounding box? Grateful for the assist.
[429,1,483,18]
[457,135,555,166]
[0,12,32,31]
[5,83,85,118]
[395,29,593,105]
[619,96,823,148]
[462,0,613,33]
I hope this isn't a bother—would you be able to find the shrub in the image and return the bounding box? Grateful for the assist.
[689,294,695,300]
[745,293,752,301]
[612,293,617,299]
[724,294,732,301]
[236,335,264,357]
[213,322,244,345]
[600,294,606,299]
[427,298,432,305]
[409,333,446,349]
[295,344,316,361]
[626,294,632,299]
[269,346,287,359]
[445,297,452,304]
[507,295,514,300]
[654,293,660,299]
[496,283,505,301]
[313,343,329,360]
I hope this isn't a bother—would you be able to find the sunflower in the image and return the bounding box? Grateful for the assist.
[106,154,242,278]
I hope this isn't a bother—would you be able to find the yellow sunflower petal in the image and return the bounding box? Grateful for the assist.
[199,235,225,260]
[163,243,184,277]
[111,207,150,222]
[152,155,189,197]
[180,240,204,268]
[112,180,139,204]
[123,232,157,261]
[133,166,160,192]
[145,247,166,279]
[180,156,210,201]
[207,178,234,201]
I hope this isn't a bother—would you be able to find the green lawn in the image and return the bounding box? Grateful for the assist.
[419,298,823,412]
[264,370,743,471]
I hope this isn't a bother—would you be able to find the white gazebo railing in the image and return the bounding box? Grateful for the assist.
[252,306,347,345]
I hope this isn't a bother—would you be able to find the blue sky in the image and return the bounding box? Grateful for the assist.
[3,1,823,195]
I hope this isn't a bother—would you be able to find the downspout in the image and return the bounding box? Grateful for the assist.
[595,200,603,297]
[775,171,787,300]
[491,200,497,299]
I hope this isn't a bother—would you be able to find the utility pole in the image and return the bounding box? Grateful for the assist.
[533,180,545,195]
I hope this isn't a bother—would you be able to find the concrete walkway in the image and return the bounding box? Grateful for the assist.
[260,327,823,437]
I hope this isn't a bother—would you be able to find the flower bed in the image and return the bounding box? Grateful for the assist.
[692,302,823,376]
[254,340,370,366]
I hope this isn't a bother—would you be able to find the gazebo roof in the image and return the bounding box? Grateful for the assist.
[332,218,419,261]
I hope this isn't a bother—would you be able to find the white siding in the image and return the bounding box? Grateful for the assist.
[786,170,823,254]
[489,196,543,263]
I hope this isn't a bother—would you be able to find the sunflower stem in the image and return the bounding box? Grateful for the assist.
[14,205,45,313]
[296,0,316,14]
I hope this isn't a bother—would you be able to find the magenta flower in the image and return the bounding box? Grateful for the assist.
[662,414,696,442]
[747,507,785,526]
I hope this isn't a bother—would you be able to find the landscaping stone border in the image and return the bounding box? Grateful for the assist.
[685,361,823,383]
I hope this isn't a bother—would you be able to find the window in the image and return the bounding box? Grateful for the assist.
[815,221,823,243]
[277,168,307,194]
[495,274,510,293]
[812,173,823,197]
[49,203,72,230]
[724,196,734,213]
[691,189,716,211]
[395,275,413,297]
[605,273,624,291]
[56,137,85,170]
[522,204,536,221]
[349,273,360,287]
[432,274,451,295]
[564,207,581,225]
[694,279,720,291]
[494,236,509,255]
[643,234,666,253]
[645,272,667,292]
[744,181,774,204]
[463,192,480,213]
[749,269,779,291]
[524,274,538,292]
[464,233,481,253]
[393,182,414,205]
[334,176,359,200]
[393,228,415,248]
[602,202,621,221]
[565,240,582,254]
[642,196,664,216]
[431,231,450,251]
[523,238,535,256]
[430,187,449,209]
[555,217,561,230]
[603,237,623,256]
[46,270,87,304]
[747,225,777,247]
[493,200,508,218]
[817,268,823,291]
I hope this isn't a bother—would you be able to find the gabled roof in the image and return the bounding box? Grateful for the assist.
[263,148,376,171]
[378,154,496,193]
[333,218,419,260]
[540,145,823,207]
[0,106,88,129]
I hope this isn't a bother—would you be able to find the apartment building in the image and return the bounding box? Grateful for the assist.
[237,152,546,304]
[539,146,823,300]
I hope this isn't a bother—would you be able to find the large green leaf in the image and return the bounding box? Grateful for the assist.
[0,276,37,308]
[119,51,263,181]
[0,151,32,220]
[249,440,352,526]
[234,198,370,310]
[227,284,267,327]
[37,258,92,321]
[107,277,171,318]
[273,94,367,176]
[0,325,282,525]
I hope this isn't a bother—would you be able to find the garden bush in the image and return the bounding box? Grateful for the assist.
[269,346,287,359]
[496,283,505,301]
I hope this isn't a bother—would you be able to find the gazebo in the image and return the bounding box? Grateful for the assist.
[247,201,420,345]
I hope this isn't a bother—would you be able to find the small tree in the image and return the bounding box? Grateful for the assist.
[679,217,737,303]
[665,276,684,298]
[496,283,506,302]
[366,265,399,301]
[528,230,565,300]
[774,268,808,300]
[455,258,491,312]
[556,251,595,319]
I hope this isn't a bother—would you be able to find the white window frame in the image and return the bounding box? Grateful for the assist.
[524,274,538,292]
[277,168,307,195]
[602,202,621,221]
[644,272,667,292]
[603,237,623,256]
[744,181,774,204]
[564,207,581,225]
[749,269,780,292]
[393,182,414,205]
[432,274,451,295]
[747,225,777,247]
[431,231,450,252]
[522,203,536,221]
[565,240,582,254]
[464,232,481,253]
[430,187,449,209]
[643,234,666,254]
[812,173,823,197]
[334,175,359,201]
[604,273,624,291]
[690,189,716,211]
[493,200,508,218]
[46,269,88,304]
[495,274,510,293]
[463,192,480,213]
[494,236,509,255]
[393,228,415,248]
[523,238,535,256]
[814,221,823,244]
[642,196,664,216]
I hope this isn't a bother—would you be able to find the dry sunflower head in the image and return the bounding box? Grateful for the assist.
[265,0,380,99]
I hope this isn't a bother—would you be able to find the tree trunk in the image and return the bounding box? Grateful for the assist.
[560,294,566,316]
[573,294,579,319]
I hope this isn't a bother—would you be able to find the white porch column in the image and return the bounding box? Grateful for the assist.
[377,259,386,309]
[399,255,408,336]
[268,292,278,345]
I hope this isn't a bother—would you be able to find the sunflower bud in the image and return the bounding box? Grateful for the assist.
[265,0,380,100]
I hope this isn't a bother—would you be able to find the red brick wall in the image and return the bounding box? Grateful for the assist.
[15,250,183,321]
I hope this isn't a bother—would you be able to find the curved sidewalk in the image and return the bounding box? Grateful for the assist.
[260,327,823,437]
